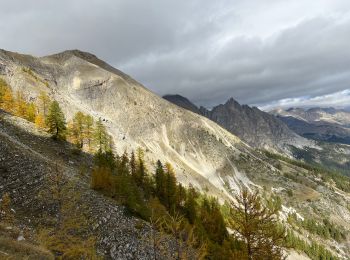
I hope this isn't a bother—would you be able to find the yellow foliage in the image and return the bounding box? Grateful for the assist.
[14,91,28,118]
[35,113,46,129]
[26,102,37,122]
[2,88,14,112]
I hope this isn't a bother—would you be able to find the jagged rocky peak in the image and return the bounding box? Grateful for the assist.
[164,94,307,151]
[224,97,241,108]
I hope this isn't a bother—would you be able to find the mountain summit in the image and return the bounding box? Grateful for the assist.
[163,94,306,151]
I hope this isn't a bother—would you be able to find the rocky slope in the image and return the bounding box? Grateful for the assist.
[0,48,263,200]
[271,107,350,145]
[163,95,309,151]
[0,110,156,259]
[1,49,350,259]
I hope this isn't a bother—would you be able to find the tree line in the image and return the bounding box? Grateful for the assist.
[0,78,111,152]
[91,147,288,259]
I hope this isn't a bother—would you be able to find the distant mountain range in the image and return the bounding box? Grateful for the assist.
[271,107,350,145]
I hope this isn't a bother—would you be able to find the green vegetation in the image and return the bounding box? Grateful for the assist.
[288,214,347,243]
[290,145,350,177]
[91,146,300,259]
[285,229,338,260]
[46,101,67,140]
[263,150,350,192]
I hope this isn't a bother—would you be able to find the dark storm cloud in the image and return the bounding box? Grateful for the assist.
[1,0,350,108]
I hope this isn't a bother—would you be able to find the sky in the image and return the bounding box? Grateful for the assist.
[1,0,350,109]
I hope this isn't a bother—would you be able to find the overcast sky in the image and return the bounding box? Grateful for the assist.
[1,0,350,109]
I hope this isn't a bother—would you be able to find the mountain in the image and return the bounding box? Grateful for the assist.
[1,49,350,259]
[0,49,258,200]
[271,107,350,145]
[163,94,201,114]
[164,95,308,151]
[164,95,350,174]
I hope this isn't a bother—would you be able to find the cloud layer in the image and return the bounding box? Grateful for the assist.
[258,89,350,111]
[1,0,350,108]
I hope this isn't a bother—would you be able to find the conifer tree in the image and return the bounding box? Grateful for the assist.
[94,118,111,153]
[83,114,94,151]
[230,188,285,260]
[130,151,137,179]
[155,160,166,200]
[184,185,197,224]
[38,91,51,116]
[135,147,146,186]
[46,101,66,140]
[69,111,85,149]
[200,197,227,245]
[165,163,177,211]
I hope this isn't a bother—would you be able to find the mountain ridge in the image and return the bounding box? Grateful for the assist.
[163,94,308,151]
[271,107,350,145]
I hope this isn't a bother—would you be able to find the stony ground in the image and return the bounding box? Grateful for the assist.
[0,110,158,259]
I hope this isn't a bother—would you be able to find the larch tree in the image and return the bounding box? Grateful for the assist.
[83,114,94,151]
[135,147,146,186]
[2,87,14,112]
[46,101,67,140]
[35,113,46,129]
[25,102,37,122]
[230,188,286,260]
[165,163,177,211]
[94,118,111,153]
[69,111,85,149]
[155,160,166,201]
[14,91,28,118]
[184,185,198,225]
[38,91,51,117]
[130,151,137,179]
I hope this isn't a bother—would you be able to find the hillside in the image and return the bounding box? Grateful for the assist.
[1,49,350,259]
[0,110,158,259]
